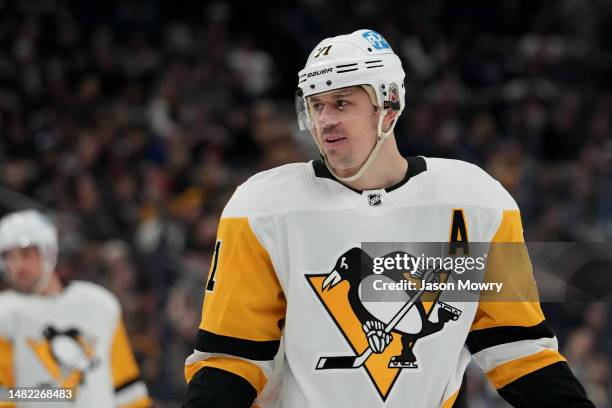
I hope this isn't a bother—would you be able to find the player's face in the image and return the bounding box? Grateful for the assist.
[309,86,379,172]
[2,246,44,292]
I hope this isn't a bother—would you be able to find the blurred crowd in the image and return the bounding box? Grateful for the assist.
[0,0,611,406]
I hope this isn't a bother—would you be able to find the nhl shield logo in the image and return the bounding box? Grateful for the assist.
[368,193,382,206]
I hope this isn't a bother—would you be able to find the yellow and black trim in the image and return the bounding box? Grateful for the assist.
[195,329,280,361]
[466,320,554,354]
[486,348,566,389]
[186,216,285,404]
[111,320,142,391]
[111,319,152,407]
[468,209,595,406]
[185,355,267,394]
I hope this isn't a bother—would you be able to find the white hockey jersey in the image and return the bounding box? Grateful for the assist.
[185,157,565,407]
[0,281,151,408]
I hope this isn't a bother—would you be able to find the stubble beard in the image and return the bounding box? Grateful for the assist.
[328,152,356,170]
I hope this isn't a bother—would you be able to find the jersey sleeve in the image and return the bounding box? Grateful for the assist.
[110,318,152,408]
[467,210,594,407]
[184,196,287,406]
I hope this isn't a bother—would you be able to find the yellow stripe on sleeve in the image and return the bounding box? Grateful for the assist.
[486,349,566,389]
[185,357,267,394]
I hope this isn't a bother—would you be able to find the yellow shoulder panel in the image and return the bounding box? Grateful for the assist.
[200,217,286,342]
[111,320,141,389]
[472,210,544,331]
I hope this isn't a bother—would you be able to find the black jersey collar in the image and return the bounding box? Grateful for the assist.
[312,156,427,194]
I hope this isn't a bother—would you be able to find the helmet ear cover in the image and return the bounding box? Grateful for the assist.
[385,83,402,112]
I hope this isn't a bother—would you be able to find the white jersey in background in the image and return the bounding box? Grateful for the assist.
[0,281,151,408]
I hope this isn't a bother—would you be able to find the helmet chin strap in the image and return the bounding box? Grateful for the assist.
[317,109,399,183]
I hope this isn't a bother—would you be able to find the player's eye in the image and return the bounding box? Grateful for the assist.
[311,102,323,112]
[336,100,349,109]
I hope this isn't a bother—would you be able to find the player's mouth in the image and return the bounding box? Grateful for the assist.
[323,136,347,147]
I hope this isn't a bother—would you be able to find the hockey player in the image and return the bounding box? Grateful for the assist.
[0,209,152,408]
[184,29,594,407]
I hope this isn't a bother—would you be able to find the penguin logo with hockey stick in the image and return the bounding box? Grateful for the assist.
[27,326,99,388]
[306,247,462,401]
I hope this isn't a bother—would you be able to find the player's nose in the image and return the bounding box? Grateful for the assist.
[317,104,341,128]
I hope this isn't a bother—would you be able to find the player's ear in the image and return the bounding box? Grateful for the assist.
[382,109,398,132]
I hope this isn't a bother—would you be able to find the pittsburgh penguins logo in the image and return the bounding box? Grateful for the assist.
[306,248,462,401]
[27,326,99,388]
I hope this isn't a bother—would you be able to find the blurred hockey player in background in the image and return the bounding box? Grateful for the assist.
[0,209,151,408]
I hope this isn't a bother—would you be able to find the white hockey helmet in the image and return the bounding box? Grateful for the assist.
[296,29,405,129]
[296,29,406,182]
[0,209,58,292]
